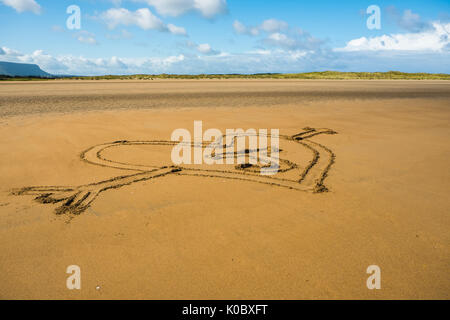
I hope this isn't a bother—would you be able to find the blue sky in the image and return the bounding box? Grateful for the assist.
[0,0,449,75]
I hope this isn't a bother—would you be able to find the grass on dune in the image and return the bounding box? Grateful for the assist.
[1,71,450,81]
[67,71,450,80]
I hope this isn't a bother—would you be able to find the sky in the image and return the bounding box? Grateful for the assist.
[0,0,449,75]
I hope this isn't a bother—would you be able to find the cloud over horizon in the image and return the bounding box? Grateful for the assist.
[2,43,449,76]
[336,21,450,52]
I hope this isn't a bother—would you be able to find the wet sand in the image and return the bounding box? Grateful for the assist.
[0,80,449,299]
[1,79,449,117]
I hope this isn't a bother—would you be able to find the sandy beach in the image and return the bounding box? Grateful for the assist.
[0,79,449,299]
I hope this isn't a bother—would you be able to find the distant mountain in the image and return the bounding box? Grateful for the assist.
[0,61,53,78]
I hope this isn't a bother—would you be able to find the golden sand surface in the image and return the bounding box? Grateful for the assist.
[0,80,449,299]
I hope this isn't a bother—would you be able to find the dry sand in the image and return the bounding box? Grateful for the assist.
[0,80,449,299]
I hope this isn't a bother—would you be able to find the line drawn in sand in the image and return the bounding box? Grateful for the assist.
[13,127,337,215]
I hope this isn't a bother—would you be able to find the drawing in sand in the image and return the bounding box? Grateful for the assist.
[13,127,337,215]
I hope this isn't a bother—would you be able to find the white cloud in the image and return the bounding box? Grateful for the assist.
[232,20,246,34]
[141,0,227,18]
[167,24,187,36]
[193,0,227,18]
[336,22,450,52]
[386,6,428,32]
[106,29,134,40]
[186,41,219,55]
[260,19,288,33]
[77,35,98,45]
[0,0,41,14]
[197,43,213,54]
[398,10,427,32]
[233,19,288,36]
[0,45,303,75]
[101,8,165,30]
[1,46,22,56]
[0,46,186,75]
[264,31,324,51]
[266,33,296,48]
[100,8,187,36]
[233,19,323,51]
[233,20,259,36]
[162,54,185,65]
[48,25,100,45]
[246,49,272,55]
[1,44,450,75]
